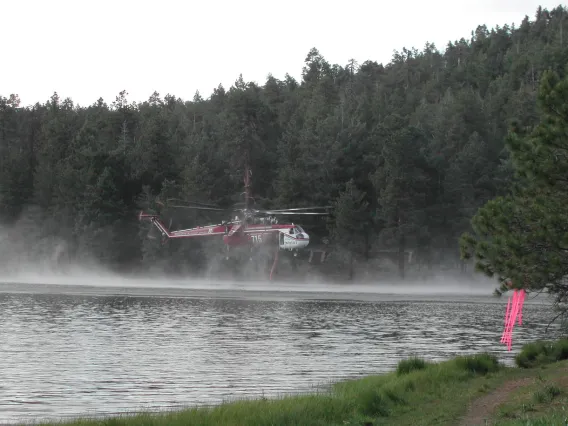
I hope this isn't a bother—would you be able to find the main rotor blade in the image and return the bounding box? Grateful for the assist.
[169,204,226,212]
[267,206,332,212]
[256,210,329,215]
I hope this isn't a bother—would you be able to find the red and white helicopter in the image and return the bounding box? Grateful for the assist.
[138,166,330,278]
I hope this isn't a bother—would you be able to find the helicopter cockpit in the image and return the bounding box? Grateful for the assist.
[279,225,310,250]
[289,225,306,236]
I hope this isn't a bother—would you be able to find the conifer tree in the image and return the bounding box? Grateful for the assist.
[461,68,568,307]
[329,179,369,279]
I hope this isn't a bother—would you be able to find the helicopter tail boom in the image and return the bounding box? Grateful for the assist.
[139,211,229,240]
[139,211,172,238]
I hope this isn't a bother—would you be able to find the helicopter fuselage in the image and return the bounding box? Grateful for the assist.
[139,212,310,252]
[223,223,310,251]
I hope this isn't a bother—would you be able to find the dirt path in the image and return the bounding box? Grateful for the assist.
[459,377,534,426]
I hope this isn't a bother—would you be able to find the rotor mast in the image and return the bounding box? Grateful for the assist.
[243,153,252,213]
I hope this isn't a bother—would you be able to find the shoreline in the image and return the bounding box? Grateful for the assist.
[25,339,568,426]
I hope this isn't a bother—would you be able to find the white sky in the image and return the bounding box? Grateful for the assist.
[1,0,562,107]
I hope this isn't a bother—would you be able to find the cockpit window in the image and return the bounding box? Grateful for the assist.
[295,226,305,234]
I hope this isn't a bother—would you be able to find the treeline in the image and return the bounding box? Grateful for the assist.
[0,5,566,278]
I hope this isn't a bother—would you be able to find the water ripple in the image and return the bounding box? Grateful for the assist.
[0,288,562,424]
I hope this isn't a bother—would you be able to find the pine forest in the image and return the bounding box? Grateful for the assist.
[1,5,567,283]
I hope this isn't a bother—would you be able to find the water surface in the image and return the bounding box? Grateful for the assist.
[0,281,562,424]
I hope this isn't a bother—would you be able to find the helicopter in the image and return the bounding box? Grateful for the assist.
[138,165,331,279]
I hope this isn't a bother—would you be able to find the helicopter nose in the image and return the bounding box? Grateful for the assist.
[298,233,309,246]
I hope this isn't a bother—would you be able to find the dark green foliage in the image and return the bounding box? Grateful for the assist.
[453,353,501,375]
[516,341,556,368]
[396,357,428,376]
[1,6,567,276]
[460,65,568,309]
[358,389,391,417]
[515,339,568,368]
[328,179,370,279]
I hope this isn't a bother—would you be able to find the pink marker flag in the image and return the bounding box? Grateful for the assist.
[500,289,526,351]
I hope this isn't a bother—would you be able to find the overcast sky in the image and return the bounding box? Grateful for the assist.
[1,0,562,107]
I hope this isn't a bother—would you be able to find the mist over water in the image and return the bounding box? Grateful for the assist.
[0,269,509,309]
[0,257,502,296]
[0,272,562,424]
[0,206,503,297]
[0,218,562,424]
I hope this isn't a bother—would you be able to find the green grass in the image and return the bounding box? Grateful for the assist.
[28,344,568,426]
[515,338,568,368]
[487,353,568,426]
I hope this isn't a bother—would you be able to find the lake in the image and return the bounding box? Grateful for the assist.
[0,278,562,424]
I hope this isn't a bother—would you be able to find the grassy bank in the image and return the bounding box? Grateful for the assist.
[35,340,568,426]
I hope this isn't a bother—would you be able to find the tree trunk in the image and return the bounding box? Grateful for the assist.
[398,233,405,279]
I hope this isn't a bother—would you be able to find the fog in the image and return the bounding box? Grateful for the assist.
[0,265,498,293]
[0,205,528,302]
[0,254,523,306]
